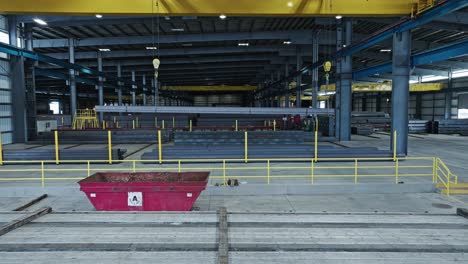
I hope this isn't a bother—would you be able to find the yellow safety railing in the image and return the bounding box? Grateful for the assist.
[0,156,453,193]
[434,157,458,196]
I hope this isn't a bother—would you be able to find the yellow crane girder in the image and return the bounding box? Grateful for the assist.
[318,82,445,92]
[1,0,413,16]
[162,85,257,92]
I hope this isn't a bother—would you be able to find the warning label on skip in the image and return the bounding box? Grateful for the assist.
[128,192,143,207]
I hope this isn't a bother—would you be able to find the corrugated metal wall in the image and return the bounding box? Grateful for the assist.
[0,16,12,144]
[352,91,460,121]
[194,94,242,106]
[421,93,445,120]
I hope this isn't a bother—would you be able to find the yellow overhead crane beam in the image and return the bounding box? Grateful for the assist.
[162,85,257,92]
[0,0,413,16]
[318,82,445,92]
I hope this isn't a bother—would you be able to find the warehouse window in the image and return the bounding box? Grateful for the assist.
[49,101,60,114]
[458,94,468,119]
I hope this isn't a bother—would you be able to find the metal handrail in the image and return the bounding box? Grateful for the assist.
[0,156,446,192]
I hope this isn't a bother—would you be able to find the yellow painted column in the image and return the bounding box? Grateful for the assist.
[158,130,162,164]
[244,131,248,163]
[162,120,165,129]
[54,130,59,164]
[314,130,318,162]
[108,130,112,164]
[132,120,135,129]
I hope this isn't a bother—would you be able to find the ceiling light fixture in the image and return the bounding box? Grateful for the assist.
[238,43,249,47]
[146,47,158,50]
[380,49,392,52]
[98,48,111,52]
[171,28,185,32]
[181,43,193,47]
[219,14,227,20]
[283,41,292,45]
[335,15,343,19]
[95,14,103,18]
[33,18,47,25]
[287,2,293,7]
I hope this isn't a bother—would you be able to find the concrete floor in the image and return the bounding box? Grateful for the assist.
[0,133,467,263]
[0,211,467,263]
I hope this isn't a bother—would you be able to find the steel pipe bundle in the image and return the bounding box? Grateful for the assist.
[3,149,127,161]
[141,144,392,160]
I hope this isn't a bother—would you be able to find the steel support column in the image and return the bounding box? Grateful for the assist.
[339,20,352,141]
[154,77,159,106]
[117,63,123,106]
[131,71,136,106]
[68,38,77,120]
[97,51,104,122]
[142,74,147,106]
[335,19,343,138]
[284,64,289,108]
[391,31,411,156]
[9,16,27,143]
[24,23,37,139]
[444,69,453,120]
[296,52,302,108]
[312,34,319,108]
[277,71,282,107]
[151,78,155,106]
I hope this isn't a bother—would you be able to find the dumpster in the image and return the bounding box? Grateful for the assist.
[78,172,210,211]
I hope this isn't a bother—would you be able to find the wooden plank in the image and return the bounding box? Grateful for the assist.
[13,194,48,211]
[0,207,52,236]
[217,207,228,264]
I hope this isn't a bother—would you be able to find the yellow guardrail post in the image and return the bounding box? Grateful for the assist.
[235,120,238,131]
[310,159,314,184]
[393,130,397,161]
[132,160,136,173]
[395,158,399,184]
[244,131,248,163]
[189,120,192,132]
[172,116,175,128]
[158,130,162,164]
[87,161,91,176]
[354,159,358,184]
[102,120,105,130]
[432,157,437,183]
[315,117,319,132]
[107,130,112,164]
[314,130,318,162]
[273,120,276,131]
[222,160,226,186]
[178,160,181,172]
[54,130,59,165]
[267,160,270,184]
[0,129,3,166]
[162,120,165,129]
[132,119,135,129]
[41,161,45,188]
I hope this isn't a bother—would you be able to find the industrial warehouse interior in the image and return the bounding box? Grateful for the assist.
[0,0,468,263]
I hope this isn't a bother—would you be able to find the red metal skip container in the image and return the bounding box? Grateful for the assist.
[78,172,210,211]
